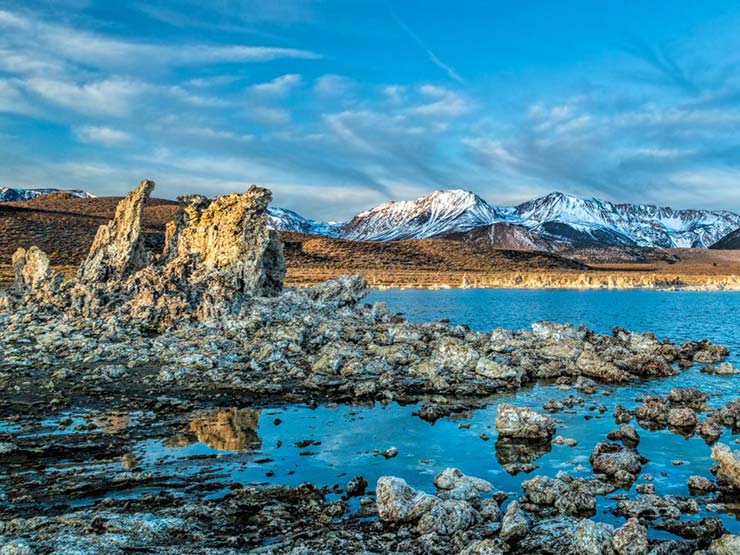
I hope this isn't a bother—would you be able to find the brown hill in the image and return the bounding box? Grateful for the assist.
[0,195,178,264]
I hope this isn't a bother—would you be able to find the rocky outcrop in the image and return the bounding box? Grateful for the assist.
[11,246,61,297]
[159,186,285,296]
[6,181,287,328]
[77,179,154,283]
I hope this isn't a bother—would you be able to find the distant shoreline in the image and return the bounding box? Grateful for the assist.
[3,265,740,292]
[283,268,740,292]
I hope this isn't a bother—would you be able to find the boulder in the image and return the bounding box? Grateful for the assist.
[709,534,740,555]
[495,404,555,441]
[375,476,439,522]
[12,246,61,296]
[499,500,528,542]
[711,443,740,492]
[416,499,479,536]
[612,517,648,555]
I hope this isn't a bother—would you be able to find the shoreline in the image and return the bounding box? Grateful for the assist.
[283,268,740,292]
[4,265,740,291]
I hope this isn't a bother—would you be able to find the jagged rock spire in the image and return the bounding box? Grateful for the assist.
[12,246,61,296]
[77,179,154,283]
[160,184,285,296]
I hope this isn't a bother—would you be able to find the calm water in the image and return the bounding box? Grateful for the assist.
[5,289,740,536]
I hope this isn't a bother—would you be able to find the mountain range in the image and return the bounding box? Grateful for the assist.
[271,189,740,250]
[3,187,740,250]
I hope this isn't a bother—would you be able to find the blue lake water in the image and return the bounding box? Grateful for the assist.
[5,289,740,536]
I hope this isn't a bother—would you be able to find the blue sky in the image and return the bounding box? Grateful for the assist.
[1,1,740,219]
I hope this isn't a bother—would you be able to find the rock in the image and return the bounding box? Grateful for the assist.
[0,539,34,555]
[711,443,740,492]
[380,447,398,459]
[655,517,726,540]
[692,343,730,363]
[495,404,555,441]
[634,396,669,426]
[543,399,564,413]
[375,476,439,522]
[667,407,698,429]
[572,518,615,555]
[613,517,648,555]
[553,435,578,447]
[699,417,723,444]
[158,185,285,296]
[346,476,368,497]
[433,468,493,496]
[688,475,717,495]
[613,405,633,424]
[416,499,479,535]
[303,274,369,306]
[12,246,61,296]
[457,539,504,555]
[702,363,740,375]
[574,376,598,393]
[78,179,154,282]
[718,400,740,430]
[500,500,528,542]
[668,388,708,409]
[479,498,501,522]
[590,442,644,483]
[607,424,640,447]
[709,534,740,554]
[615,495,698,520]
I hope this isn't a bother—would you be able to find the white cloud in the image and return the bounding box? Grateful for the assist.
[412,85,470,117]
[313,74,353,97]
[23,77,145,117]
[75,125,132,146]
[248,74,302,97]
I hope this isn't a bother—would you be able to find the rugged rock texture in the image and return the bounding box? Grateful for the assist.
[7,181,286,328]
[159,186,285,296]
[11,246,60,296]
[711,443,740,492]
[495,404,555,441]
[77,180,154,283]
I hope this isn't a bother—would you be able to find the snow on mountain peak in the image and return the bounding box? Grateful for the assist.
[0,187,95,202]
[342,188,504,241]
[254,187,740,249]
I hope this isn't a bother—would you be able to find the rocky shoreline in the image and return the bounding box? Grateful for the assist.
[2,181,740,553]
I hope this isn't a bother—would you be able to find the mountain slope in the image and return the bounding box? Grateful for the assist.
[710,228,740,249]
[515,192,740,248]
[0,187,95,201]
[341,189,509,241]
[266,207,341,237]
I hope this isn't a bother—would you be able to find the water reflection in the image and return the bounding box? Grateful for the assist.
[188,408,261,451]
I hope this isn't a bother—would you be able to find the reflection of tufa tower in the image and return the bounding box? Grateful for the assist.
[189,408,262,451]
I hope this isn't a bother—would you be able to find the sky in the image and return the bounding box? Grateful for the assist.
[1,1,740,220]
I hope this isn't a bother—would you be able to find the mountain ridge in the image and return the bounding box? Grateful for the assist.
[273,189,740,249]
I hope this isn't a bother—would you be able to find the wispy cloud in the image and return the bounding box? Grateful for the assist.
[391,11,465,84]
[75,125,132,146]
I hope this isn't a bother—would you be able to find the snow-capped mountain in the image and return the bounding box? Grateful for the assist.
[266,188,740,250]
[514,192,740,248]
[266,207,342,237]
[341,189,508,241]
[0,187,95,202]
